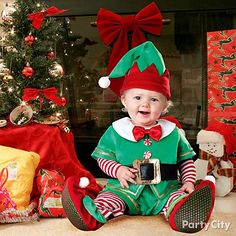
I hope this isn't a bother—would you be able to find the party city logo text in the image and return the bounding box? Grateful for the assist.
[182,219,231,231]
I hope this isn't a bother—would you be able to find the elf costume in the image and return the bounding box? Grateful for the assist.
[62,41,215,233]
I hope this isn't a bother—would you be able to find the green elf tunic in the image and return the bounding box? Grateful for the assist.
[92,117,195,216]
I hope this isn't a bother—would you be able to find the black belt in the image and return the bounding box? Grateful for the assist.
[131,163,178,181]
[160,163,178,180]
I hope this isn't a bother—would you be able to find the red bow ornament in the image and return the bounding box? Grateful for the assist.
[28,6,67,30]
[132,125,162,141]
[97,2,163,73]
[22,87,64,107]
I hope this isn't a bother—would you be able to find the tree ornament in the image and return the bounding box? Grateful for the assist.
[0,36,6,46]
[61,96,67,106]
[27,6,67,30]
[0,59,10,76]
[49,62,64,78]
[3,74,13,81]
[10,27,15,35]
[47,50,55,60]
[5,46,18,53]
[22,64,34,78]
[0,119,7,128]
[24,34,35,46]
[9,105,33,126]
[22,87,65,107]
[1,3,16,23]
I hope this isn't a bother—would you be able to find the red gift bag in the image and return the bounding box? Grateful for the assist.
[36,169,66,217]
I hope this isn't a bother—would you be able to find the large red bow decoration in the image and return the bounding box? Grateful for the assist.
[22,87,64,107]
[28,6,67,30]
[97,2,163,73]
[132,125,162,141]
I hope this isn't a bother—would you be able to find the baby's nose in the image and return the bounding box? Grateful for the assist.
[141,101,149,107]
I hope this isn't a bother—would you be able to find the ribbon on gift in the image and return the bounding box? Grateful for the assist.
[97,2,163,73]
[199,149,236,177]
[28,6,67,30]
[22,87,64,107]
[0,168,17,212]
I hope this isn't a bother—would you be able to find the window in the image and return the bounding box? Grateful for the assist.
[58,10,235,140]
[52,1,236,176]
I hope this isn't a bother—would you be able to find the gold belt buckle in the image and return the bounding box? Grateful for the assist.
[133,159,161,185]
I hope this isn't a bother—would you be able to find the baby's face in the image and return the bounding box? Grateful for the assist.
[121,88,168,128]
[199,143,224,157]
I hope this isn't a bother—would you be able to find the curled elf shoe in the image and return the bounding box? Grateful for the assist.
[62,176,106,231]
[168,179,215,233]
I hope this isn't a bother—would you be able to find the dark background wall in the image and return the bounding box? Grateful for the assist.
[42,0,236,15]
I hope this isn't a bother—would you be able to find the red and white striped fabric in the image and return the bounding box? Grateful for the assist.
[178,159,196,184]
[94,191,126,219]
[161,190,186,216]
[97,158,122,178]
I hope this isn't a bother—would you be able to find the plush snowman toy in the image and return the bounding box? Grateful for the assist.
[196,129,234,197]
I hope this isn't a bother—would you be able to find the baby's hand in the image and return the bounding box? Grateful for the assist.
[179,182,195,194]
[117,166,138,188]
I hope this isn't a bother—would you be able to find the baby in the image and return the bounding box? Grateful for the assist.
[62,41,215,233]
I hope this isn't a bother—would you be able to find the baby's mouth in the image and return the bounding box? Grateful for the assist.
[139,111,150,115]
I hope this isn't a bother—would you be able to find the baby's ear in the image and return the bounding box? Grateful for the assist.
[161,104,169,115]
[120,94,126,107]
[164,100,173,112]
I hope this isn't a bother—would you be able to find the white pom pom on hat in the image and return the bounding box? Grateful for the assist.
[98,76,110,88]
[79,177,90,188]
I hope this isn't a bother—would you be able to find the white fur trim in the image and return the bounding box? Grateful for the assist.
[112,117,176,142]
[98,76,110,88]
[204,175,216,184]
[79,177,90,188]
[197,130,225,144]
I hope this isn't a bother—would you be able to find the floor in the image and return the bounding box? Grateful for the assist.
[0,180,235,236]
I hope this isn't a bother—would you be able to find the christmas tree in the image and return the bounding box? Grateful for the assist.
[0,0,68,125]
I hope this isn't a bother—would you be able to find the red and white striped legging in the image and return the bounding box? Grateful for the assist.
[94,158,196,219]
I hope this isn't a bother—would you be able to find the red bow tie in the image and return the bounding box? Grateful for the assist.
[132,125,162,141]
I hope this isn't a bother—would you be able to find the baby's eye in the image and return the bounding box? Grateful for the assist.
[151,98,158,102]
[134,96,141,100]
